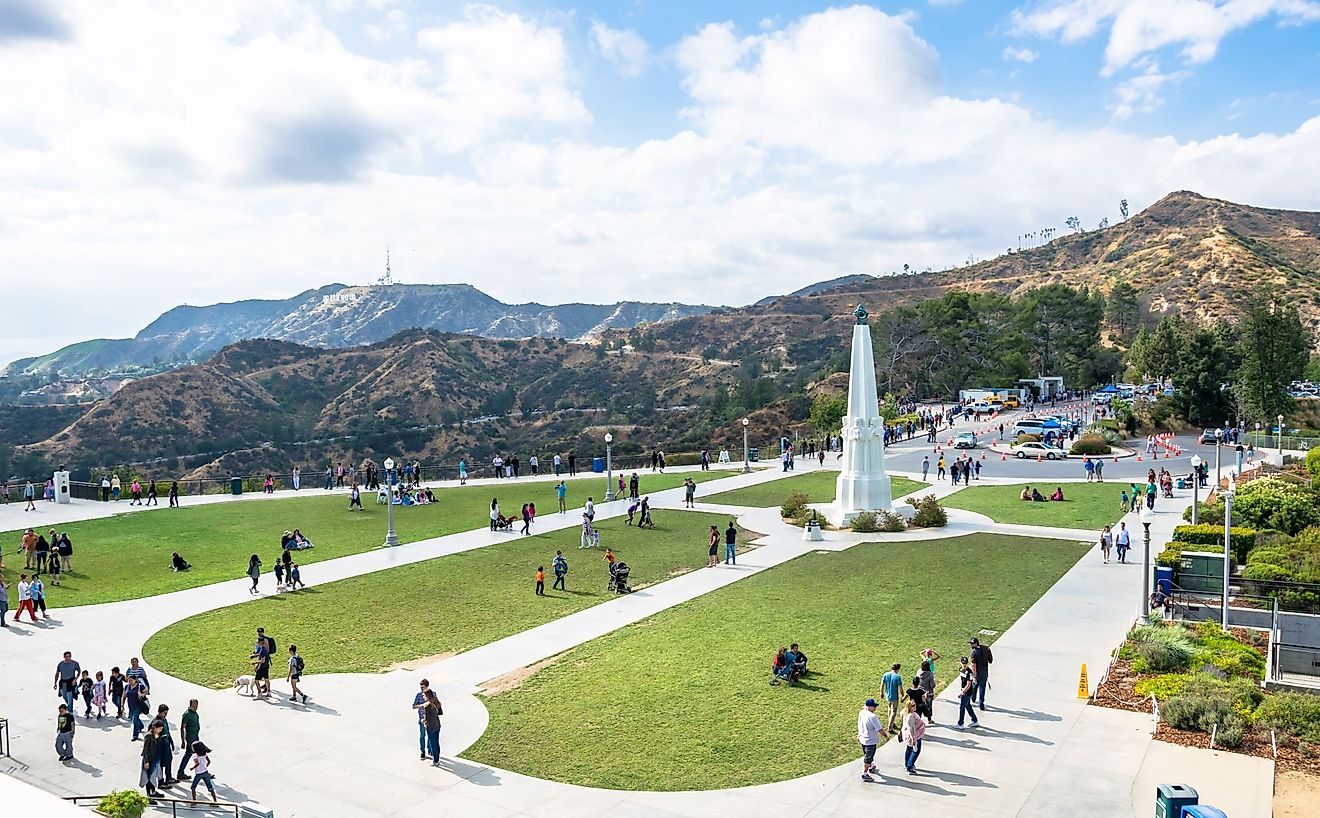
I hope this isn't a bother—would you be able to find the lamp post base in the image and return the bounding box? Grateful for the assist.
[742,463,751,474]
[604,489,616,501]
[384,530,399,547]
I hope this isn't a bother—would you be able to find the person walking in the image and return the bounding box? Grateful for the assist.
[901,698,927,774]
[57,533,73,573]
[1115,522,1131,564]
[168,481,179,507]
[126,675,147,740]
[187,741,217,803]
[176,700,201,780]
[288,645,307,703]
[955,656,980,729]
[246,554,262,594]
[521,503,532,535]
[24,479,37,511]
[535,566,545,596]
[31,574,48,618]
[1099,524,1113,563]
[857,698,887,783]
[555,480,567,513]
[724,521,737,565]
[490,499,500,531]
[936,456,946,480]
[970,638,993,711]
[707,526,719,568]
[55,704,75,761]
[882,663,904,731]
[412,679,434,760]
[109,667,125,719]
[140,719,162,797]
[251,635,272,698]
[921,456,929,481]
[154,704,176,785]
[0,576,8,627]
[916,660,936,722]
[568,453,576,476]
[552,551,568,592]
[54,651,81,711]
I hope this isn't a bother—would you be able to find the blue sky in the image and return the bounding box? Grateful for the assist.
[1,0,1319,364]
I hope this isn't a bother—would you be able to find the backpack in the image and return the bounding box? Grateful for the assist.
[265,635,277,655]
[294,655,305,673]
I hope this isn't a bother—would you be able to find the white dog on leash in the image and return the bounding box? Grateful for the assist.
[234,675,255,696]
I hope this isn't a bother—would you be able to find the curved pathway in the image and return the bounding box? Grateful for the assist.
[0,465,1271,817]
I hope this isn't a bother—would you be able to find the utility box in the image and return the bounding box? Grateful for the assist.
[53,471,71,505]
[1175,551,1225,593]
[1154,566,1174,595]
[1155,784,1198,818]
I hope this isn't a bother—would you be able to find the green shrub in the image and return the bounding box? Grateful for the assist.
[850,511,879,533]
[906,494,948,527]
[1242,563,1293,581]
[1162,694,1213,730]
[1307,446,1320,481]
[1256,692,1320,742]
[1135,642,1188,673]
[1016,433,1042,444]
[780,491,810,519]
[1171,525,1257,563]
[1215,714,1247,748]
[97,790,150,818]
[878,510,907,532]
[1070,434,1112,455]
[1134,674,1190,700]
[1160,674,1260,734]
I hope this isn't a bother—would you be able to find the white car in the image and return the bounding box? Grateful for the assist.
[1015,441,1065,460]
[953,432,977,449]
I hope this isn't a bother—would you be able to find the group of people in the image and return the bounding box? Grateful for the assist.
[1097,522,1134,563]
[51,652,217,802]
[856,639,993,782]
[95,474,180,506]
[922,454,981,484]
[246,627,309,705]
[3,479,44,510]
[1119,469,1166,512]
[1019,485,1066,502]
[707,522,738,567]
[245,549,306,594]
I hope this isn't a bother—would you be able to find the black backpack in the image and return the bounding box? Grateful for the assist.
[264,635,277,655]
[294,654,305,673]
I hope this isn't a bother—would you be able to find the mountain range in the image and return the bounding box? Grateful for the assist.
[6,190,1320,479]
[3,283,713,378]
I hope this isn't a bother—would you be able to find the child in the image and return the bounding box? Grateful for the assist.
[92,671,107,720]
[1119,489,1129,512]
[48,550,62,585]
[79,670,94,717]
[289,563,304,590]
[535,567,545,596]
[626,502,638,525]
[273,560,285,591]
[188,741,217,803]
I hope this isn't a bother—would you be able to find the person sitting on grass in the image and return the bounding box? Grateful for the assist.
[1031,488,1046,502]
[284,529,313,550]
[1019,485,1032,501]
[789,643,808,675]
[1049,487,1065,501]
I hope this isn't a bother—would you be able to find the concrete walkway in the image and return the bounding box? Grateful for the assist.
[0,466,1273,817]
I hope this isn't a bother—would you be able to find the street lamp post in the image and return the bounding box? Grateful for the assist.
[1140,504,1152,621]
[1222,487,1235,632]
[1214,428,1223,490]
[1277,414,1285,457]
[604,433,615,501]
[1255,422,1261,450]
[742,417,751,474]
[1189,454,1203,525]
[383,457,399,547]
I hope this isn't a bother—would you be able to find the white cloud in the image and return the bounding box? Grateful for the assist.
[1111,62,1190,118]
[1002,45,1040,62]
[589,21,650,78]
[1012,0,1320,75]
[2,2,1320,361]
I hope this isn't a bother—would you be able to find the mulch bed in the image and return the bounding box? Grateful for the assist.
[1091,635,1320,776]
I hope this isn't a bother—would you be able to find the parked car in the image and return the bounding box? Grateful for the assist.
[953,432,977,449]
[1015,441,1064,460]
[998,396,1021,409]
[1198,429,1221,445]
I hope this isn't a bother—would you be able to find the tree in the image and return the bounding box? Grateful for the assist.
[1130,314,1185,380]
[1235,297,1310,422]
[1173,327,1236,426]
[1120,199,1129,219]
[1066,216,1081,233]
[1018,284,1104,385]
[1105,282,1140,339]
[808,393,846,434]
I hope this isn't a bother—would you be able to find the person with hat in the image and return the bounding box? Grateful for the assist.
[956,657,980,729]
[856,698,888,782]
[970,637,994,711]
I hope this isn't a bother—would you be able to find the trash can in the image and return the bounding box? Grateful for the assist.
[748,447,760,462]
[1155,784,1198,818]
[1155,566,1174,595]
[592,457,605,474]
[1181,807,1227,818]
[230,477,243,496]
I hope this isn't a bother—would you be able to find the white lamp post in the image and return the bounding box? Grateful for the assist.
[1277,414,1285,456]
[604,433,615,501]
[1222,486,1235,632]
[742,417,751,474]
[1255,421,1261,449]
[1139,503,1153,621]
[383,457,399,547]
[1189,454,1202,525]
[1213,428,1223,489]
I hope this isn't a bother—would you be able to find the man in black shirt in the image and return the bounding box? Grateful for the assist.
[970,638,993,711]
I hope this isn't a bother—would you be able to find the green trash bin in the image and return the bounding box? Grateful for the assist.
[230,477,243,496]
[748,447,759,462]
[1155,784,1198,818]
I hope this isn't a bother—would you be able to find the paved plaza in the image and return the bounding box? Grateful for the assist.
[0,448,1274,817]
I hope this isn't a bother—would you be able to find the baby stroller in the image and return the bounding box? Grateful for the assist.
[608,561,632,594]
[493,514,515,532]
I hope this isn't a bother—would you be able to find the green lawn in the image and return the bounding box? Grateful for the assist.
[143,510,751,688]
[464,534,1086,790]
[703,469,927,508]
[942,481,1124,531]
[1,471,727,608]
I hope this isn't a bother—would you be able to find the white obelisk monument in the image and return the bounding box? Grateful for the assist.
[833,303,891,523]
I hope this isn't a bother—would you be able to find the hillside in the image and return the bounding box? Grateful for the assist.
[4,283,713,378]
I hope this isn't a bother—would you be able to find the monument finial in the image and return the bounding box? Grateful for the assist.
[853,303,868,325]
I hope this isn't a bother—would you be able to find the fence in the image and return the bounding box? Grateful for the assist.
[63,794,243,817]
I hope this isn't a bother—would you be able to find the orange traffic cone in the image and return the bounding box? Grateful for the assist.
[1036,455,1042,463]
[1112,456,1118,464]
[1136,455,1143,461]
[1001,454,1007,461]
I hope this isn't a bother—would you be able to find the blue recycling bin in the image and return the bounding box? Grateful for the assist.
[1181,807,1226,818]
[1155,566,1174,595]
[1155,784,1197,818]
[592,457,605,473]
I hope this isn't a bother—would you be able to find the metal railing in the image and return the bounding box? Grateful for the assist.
[63,794,243,817]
